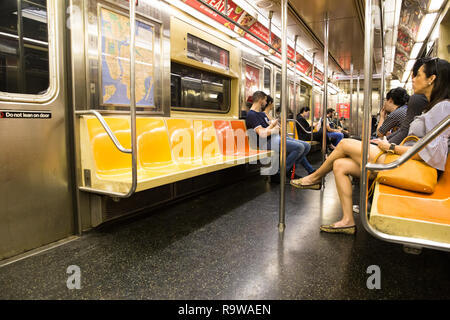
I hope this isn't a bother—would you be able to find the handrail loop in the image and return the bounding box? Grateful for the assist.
[75,110,131,154]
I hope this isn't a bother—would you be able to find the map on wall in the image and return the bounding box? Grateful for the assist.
[100,7,155,107]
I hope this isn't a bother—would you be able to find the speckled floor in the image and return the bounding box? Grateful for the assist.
[1,166,449,299]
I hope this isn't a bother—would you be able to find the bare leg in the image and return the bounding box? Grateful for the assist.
[299,138,382,185]
[330,158,361,227]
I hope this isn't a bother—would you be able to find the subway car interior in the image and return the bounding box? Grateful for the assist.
[0,0,449,300]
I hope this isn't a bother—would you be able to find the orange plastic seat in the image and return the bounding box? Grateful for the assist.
[86,117,132,177]
[80,116,273,194]
[214,120,237,156]
[136,118,180,174]
[193,119,224,164]
[230,120,261,156]
[370,155,450,243]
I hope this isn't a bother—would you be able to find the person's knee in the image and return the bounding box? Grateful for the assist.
[302,141,311,154]
[333,159,347,174]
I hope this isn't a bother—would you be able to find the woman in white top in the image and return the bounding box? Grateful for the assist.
[291,57,450,235]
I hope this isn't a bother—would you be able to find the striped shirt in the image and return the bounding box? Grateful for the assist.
[378,105,408,136]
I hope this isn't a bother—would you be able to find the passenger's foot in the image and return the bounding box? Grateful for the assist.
[320,220,356,234]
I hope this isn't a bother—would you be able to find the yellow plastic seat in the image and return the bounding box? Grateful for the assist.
[86,117,132,177]
[80,116,273,194]
[193,119,225,165]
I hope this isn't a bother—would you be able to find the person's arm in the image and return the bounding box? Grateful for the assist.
[375,138,421,160]
[376,108,387,137]
[389,94,428,144]
[377,108,403,138]
[255,120,279,138]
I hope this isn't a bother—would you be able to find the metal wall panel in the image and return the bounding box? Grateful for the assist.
[0,0,74,260]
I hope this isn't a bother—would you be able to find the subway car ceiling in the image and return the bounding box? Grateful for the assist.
[169,0,449,95]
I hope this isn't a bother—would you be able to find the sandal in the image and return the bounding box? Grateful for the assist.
[290,178,322,190]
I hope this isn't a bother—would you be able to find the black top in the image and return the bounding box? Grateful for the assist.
[388,94,428,144]
[245,109,271,148]
[295,114,312,141]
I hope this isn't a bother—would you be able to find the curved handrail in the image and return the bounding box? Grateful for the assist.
[361,115,450,252]
[359,0,450,252]
[75,110,131,154]
[289,119,312,134]
[76,0,138,199]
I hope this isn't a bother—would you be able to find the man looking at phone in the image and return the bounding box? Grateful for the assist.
[246,91,315,180]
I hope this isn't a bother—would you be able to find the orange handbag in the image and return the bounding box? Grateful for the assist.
[371,136,438,194]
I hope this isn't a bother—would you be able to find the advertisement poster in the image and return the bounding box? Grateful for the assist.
[182,0,321,84]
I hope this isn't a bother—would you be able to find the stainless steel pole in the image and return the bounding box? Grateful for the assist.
[278,0,288,232]
[356,73,360,136]
[349,63,354,134]
[294,35,298,120]
[322,12,329,165]
[268,10,274,45]
[310,52,316,141]
[129,0,138,197]
[380,55,385,112]
[359,0,374,233]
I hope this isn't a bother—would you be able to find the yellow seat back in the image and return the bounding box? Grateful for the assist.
[136,118,173,168]
[86,117,131,174]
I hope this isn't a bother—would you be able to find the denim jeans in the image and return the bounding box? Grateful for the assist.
[269,135,315,174]
[327,131,344,146]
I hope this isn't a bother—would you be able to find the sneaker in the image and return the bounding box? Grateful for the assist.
[353,205,359,214]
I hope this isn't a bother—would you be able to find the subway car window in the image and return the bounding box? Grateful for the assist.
[263,67,271,93]
[275,72,281,112]
[170,62,230,113]
[0,0,49,94]
[244,63,260,110]
[187,34,229,71]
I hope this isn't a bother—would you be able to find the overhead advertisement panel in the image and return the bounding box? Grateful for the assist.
[181,0,323,85]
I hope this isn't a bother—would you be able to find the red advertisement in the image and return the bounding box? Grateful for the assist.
[182,0,321,83]
[337,103,350,119]
[244,64,260,105]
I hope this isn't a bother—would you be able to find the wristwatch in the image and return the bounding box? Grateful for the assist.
[388,143,396,154]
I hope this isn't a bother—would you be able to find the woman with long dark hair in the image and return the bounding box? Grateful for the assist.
[290,57,450,235]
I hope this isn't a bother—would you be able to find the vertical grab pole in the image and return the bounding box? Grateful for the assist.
[129,0,138,196]
[310,52,316,142]
[294,35,298,120]
[278,0,288,232]
[359,0,374,232]
[380,56,385,112]
[349,63,354,134]
[356,73,360,136]
[322,13,329,166]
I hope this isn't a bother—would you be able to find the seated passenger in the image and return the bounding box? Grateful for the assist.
[332,112,350,138]
[324,108,344,146]
[296,107,332,146]
[387,59,429,144]
[375,87,410,139]
[245,92,315,180]
[290,57,450,235]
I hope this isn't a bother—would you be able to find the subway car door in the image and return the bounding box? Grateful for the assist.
[0,0,74,260]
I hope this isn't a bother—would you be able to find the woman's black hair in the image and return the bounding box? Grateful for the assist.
[422,58,450,111]
[386,87,409,107]
[299,106,310,114]
[262,95,273,112]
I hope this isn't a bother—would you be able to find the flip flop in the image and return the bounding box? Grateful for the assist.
[290,178,322,190]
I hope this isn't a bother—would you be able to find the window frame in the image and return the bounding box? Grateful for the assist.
[0,0,57,103]
[170,61,232,114]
